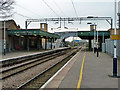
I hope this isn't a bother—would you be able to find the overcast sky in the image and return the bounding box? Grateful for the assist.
[3,0,120,33]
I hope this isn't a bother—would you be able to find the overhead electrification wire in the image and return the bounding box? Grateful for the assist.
[15,5,55,29]
[52,0,67,17]
[71,0,78,17]
[42,0,60,17]
[15,4,43,18]
[15,12,32,19]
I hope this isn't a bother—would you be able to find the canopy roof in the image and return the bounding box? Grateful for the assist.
[8,29,60,39]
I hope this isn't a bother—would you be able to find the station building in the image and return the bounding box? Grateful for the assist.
[0,20,60,53]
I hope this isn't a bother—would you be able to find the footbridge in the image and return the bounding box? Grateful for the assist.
[54,30,110,50]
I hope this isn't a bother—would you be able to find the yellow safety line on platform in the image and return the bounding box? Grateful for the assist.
[77,51,86,90]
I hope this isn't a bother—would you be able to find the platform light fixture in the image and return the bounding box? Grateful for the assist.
[87,16,98,18]
[33,34,37,36]
[87,16,94,18]
[57,27,61,29]
[55,22,59,24]
[64,27,68,29]
[16,35,20,36]
[21,36,24,37]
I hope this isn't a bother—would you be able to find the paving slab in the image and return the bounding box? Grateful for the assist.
[44,48,118,89]
[1,50,47,59]
[81,52,118,88]
[44,48,85,88]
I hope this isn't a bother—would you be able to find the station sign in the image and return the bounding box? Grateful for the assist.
[111,35,120,40]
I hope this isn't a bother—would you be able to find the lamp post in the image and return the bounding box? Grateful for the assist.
[113,0,117,77]
[87,22,96,53]
[25,21,29,52]
[3,20,6,55]
[97,28,99,57]
[3,20,15,54]
[93,23,96,53]
[73,36,74,47]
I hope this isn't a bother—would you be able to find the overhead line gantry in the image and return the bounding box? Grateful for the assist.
[25,17,113,29]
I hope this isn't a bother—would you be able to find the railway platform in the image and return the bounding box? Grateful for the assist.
[1,50,46,60]
[42,47,119,89]
[1,48,67,60]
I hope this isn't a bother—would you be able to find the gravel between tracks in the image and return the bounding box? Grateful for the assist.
[1,52,64,79]
[2,49,75,88]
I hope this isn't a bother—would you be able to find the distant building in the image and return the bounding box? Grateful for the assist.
[90,24,97,31]
[109,28,120,35]
[0,20,59,54]
[40,23,49,49]
[0,20,20,30]
[0,20,20,41]
[40,23,48,32]
[0,20,20,53]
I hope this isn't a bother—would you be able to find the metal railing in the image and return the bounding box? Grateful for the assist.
[105,39,120,59]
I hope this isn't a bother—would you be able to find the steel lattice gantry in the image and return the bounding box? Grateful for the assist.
[26,17,113,29]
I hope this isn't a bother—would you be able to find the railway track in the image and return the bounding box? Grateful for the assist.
[1,50,69,80]
[1,48,70,67]
[1,47,81,89]
[15,48,79,89]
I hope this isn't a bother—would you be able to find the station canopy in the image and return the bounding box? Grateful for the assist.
[8,29,60,39]
[78,31,110,39]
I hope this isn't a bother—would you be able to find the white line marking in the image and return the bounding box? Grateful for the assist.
[40,50,80,89]
[0,47,68,62]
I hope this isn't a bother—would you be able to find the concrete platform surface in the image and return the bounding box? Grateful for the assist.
[1,50,47,59]
[81,52,118,88]
[43,48,118,89]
